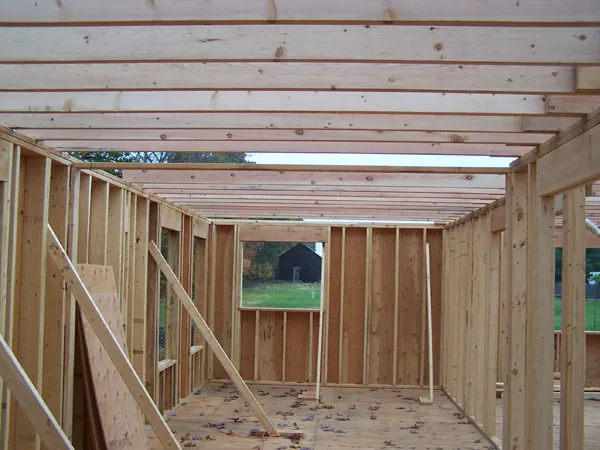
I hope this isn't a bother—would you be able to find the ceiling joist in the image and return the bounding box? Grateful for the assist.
[1,25,598,64]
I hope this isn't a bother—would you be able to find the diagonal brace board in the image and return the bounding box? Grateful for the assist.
[46,225,181,450]
[148,241,278,436]
[0,332,74,450]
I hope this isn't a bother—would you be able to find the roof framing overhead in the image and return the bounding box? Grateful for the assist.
[0,0,599,222]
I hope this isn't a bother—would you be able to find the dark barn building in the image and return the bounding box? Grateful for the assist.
[278,244,322,283]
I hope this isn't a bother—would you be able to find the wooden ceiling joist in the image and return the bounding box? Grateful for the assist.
[1,25,598,64]
[0,91,552,114]
[0,113,580,133]
[123,169,505,189]
[51,141,533,156]
[2,0,599,23]
[0,63,577,93]
[26,129,555,145]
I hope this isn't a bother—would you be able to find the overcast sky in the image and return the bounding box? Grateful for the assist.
[247,153,515,167]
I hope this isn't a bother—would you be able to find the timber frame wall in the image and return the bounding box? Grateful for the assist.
[0,134,211,448]
[0,112,599,449]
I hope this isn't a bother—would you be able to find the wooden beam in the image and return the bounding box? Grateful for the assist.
[147,241,278,435]
[83,162,511,174]
[547,94,600,114]
[124,169,506,189]
[538,122,600,196]
[53,140,533,156]
[0,91,547,114]
[1,25,597,63]
[575,66,600,92]
[525,162,555,449]
[42,163,70,430]
[502,171,527,450]
[132,197,149,378]
[12,156,51,450]
[0,63,575,93]
[238,224,328,243]
[2,0,599,23]
[26,128,555,144]
[45,225,181,449]
[0,333,73,450]
[1,112,537,132]
[560,188,586,450]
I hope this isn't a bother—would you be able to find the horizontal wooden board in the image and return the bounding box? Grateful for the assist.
[239,224,328,242]
[124,170,506,189]
[0,91,548,114]
[1,25,598,63]
[0,112,535,131]
[576,66,600,92]
[159,206,182,231]
[26,128,555,144]
[51,140,533,156]
[0,62,575,93]
[521,116,580,132]
[2,0,599,23]
[546,95,600,114]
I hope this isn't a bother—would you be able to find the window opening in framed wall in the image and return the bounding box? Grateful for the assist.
[241,241,323,310]
[159,227,180,361]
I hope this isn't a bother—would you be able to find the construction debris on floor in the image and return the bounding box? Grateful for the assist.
[148,383,493,449]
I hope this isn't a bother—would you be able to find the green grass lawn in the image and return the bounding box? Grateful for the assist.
[242,281,321,309]
[555,298,600,331]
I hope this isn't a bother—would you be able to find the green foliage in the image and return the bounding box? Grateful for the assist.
[69,150,250,177]
[555,247,600,282]
[242,242,317,281]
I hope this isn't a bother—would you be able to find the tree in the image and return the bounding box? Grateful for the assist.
[70,150,249,176]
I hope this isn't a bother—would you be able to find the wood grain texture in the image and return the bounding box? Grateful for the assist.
[326,227,342,384]
[212,225,235,379]
[341,228,366,384]
[239,311,256,380]
[257,311,284,382]
[368,228,395,385]
[285,312,310,383]
[78,264,149,450]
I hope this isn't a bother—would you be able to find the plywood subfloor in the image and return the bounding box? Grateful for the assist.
[495,392,600,449]
[148,383,492,449]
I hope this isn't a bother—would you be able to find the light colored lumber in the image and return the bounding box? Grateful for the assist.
[12,156,51,450]
[0,112,536,132]
[538,122,600,196]
[547,94,600,114]
[45,225,181,449]
[77,264,149,449]
[54,139,533,156]
[525,163,555,449]
[502,171,527,450]
[1,25,597,63]
[238,224,328,243]
[4,0,600,23]
[84,162,511,174]
[420,242,434,405]
[576,66,600,92]
[560,188,586,450]
[27,127,555,144]
[148,241,278,436]
[0,62,574,93]
[160,206,182,232]
[2,0,599,23]
[42,164,70,429]
[124,169,506,190]
[0,91,547,114]
[0,333,73,450]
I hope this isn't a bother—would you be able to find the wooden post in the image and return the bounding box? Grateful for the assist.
[46,225,181,449]
[12,156,51,450]
[133,197,149,378]
[148,241,278,436]
[145,201,160,401]
[42,164,70,433]
[0,333,73,450]
[503,171,528,450]
[560,187,586,450]
[526,162,555,449]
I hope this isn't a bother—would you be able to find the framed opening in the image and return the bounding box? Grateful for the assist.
[240,241,325,310]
